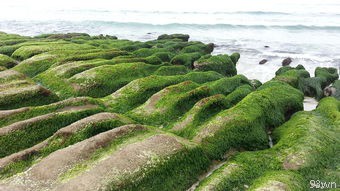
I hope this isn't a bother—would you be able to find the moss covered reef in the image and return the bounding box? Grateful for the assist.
[196,97,339,190]
[274,65,339,100]
[193,54,237,76]
[0,70,59,109]
[0,32,339,190]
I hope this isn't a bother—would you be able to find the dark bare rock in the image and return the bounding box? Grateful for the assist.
[324,86,336,97]
[264,45,270,48]
[259,59,268,65]
[282,57,292,66]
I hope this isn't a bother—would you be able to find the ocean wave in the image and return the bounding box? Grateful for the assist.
[3,20,340,31]
[55,9,340,17]
[115,10,292,15]
[81,21,340,31]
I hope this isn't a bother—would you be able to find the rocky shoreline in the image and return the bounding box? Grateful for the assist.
[0,32,338,190]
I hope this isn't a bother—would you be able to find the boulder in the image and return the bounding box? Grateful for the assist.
[259,59,268,65]
[282,57,292,66]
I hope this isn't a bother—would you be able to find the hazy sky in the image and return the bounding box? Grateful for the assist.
[1,0,339,12]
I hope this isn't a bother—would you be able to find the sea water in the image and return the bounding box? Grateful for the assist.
[0,0,339,82]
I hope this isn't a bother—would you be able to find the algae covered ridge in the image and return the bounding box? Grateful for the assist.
[0,31,339,191]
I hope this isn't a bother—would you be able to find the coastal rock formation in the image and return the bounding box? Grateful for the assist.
[0,32,338,191]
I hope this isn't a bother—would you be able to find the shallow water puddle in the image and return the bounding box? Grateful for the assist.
[268,134,273,148]
[303,97,318,111]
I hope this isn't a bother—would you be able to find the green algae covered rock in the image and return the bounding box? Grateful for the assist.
[193,54,237,76]
[1,32,339,191]
[157,34,190,42]
[315,67,339,86]
[170,52,203,68]
[34,33,91,39]
[274,65,338,100]
[153,65,189,76]
[180,42,214,54]
[196,97,339,191]
[0,54,17,68]
[193,80,304,159]
[101,71,223,113]
[230,52,240,64]
[274,65,310,88]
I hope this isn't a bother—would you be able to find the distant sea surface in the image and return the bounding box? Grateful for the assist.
[0,1,339,82]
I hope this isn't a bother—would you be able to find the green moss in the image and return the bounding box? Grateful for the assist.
[35,33,91,40]
[153,65,189,76]
[170,52,203,68]
[180,42,214,54]
[315,67,339,86]
[132,48,170,57]
[230,52,240,64]
[224,84,254,105]
[0,107,102,158]
[194,54,237,76]
[0,113,134,179]
[194,81,304,159]
[127,75,251,127]
[59,49,128,63]
[196,97,339,190]
[0,87,59,110]
[298,77,324,100]
[171,94,232,138]
[13,53,58,77]
[120,144,210,191]
[0,71,59,110]
[144,55,163,65]
[68,62,161,98]
[274,66,310,88]
[275,66,338,100]
[248,171,305,191]
[43,114,134,157]
[0,97,102,128]
[59,127,152,182]
[11,42,94,60]
[102,72,223,113]
[0,54,17,68]
[152,52,174,62]
[203,75,251,95]
[127,81,209,126]
[157,34,190,42]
